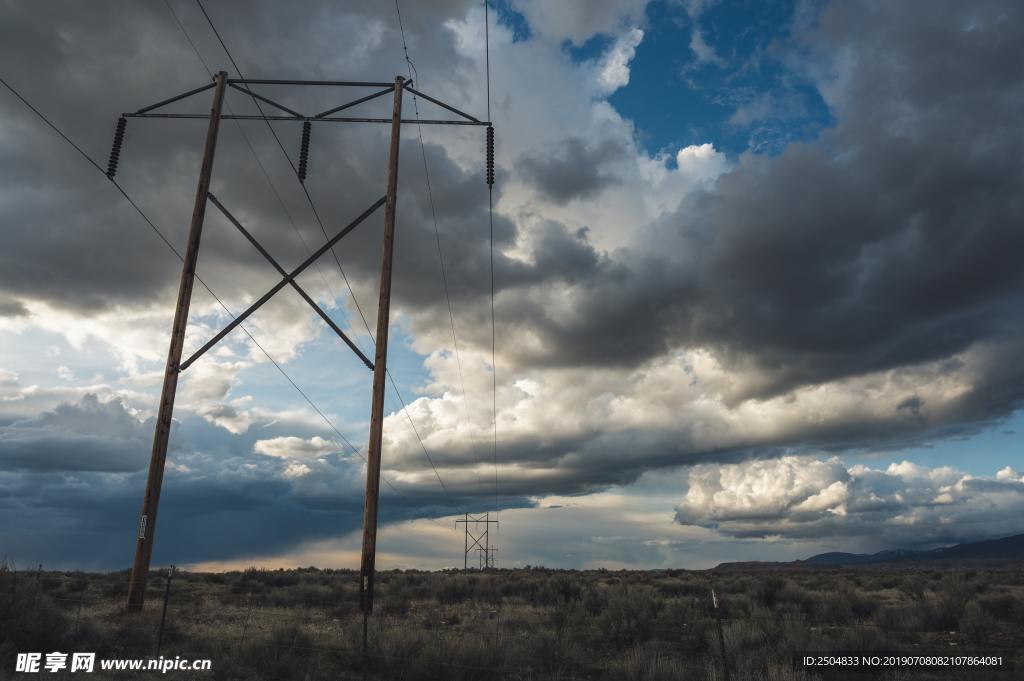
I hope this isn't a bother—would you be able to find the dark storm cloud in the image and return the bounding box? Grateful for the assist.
[0,0,478,315]
[0,299,28,317]
[0,403,504,568]
[490,0,1024,401]
[516,137,627,203]
[6,0,1021,394]
[0,394,153,472]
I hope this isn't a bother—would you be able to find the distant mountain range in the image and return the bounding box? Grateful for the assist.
[715,533,1024,569]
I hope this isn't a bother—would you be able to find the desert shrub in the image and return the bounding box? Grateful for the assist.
[263,570,299,589]
[580,583,606,616]
[538,573,583,606]
[108,611,157,654]
[815,585,877,623]
[926,571,980,630]
[230,574,267,595]
[833,624,887,652]
[977,591,1024,624]
[658,596,696,630]
[436,576,474,605]
[550,599,588,642]
[68,614,119,653]
[817,592,854,625]
[613,643,688,681]
[0,585,68,659]
[234,623,314,681]
[772,615,814,657]
[877,575,903,590]
[289,583,335,608]
[755,662,822,681]
[65,573,90,593]
[377,597,411,617]
[776,582,815,619]
[756,576,788,608]
[721,618,768,654]
[874,605,922,633]
[899,577,925,601]
[596,586,658,648]
[715,590,753,619]
[960,601,998,644]
[375,624,429,679]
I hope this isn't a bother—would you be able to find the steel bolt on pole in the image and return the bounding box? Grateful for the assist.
[126,72,228,611]
[360,75,405,644]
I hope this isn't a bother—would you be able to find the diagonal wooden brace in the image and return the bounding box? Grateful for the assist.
[178,195,386,372]
[206,193,374,370]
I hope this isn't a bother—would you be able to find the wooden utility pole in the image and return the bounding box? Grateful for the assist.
[359,75,405,620]
[126,72,228,611]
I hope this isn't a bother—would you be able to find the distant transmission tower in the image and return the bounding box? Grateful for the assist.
[456,512,499,569]
[107,72,493,621]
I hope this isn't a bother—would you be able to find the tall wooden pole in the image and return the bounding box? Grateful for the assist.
[360,75,404,620]
[126,72,228,611]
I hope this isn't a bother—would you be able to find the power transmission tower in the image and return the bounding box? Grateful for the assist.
[479,546,498,569]
[456,512,499,569]
[108,72,492,614]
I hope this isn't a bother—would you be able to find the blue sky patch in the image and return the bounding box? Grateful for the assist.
[606,0,832,160]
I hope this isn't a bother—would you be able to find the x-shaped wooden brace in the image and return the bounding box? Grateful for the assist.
[177,193,386,373]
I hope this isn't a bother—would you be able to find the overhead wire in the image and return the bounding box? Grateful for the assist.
[161,0,344,314]
[484,0,500,569]
[393,0,502,570]
[393,0,489,492]
[194,0,465,517]
[0,73,458,528]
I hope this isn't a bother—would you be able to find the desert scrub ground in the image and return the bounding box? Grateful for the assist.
[1,562,1023,680]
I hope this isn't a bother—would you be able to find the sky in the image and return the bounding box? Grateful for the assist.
[1,0,1022,572]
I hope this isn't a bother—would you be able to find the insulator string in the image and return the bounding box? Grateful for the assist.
[297,120,311,182]
[106,116,127,179]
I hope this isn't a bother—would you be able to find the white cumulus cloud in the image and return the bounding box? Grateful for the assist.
[254,436,338,461]
[675,456,1024,546]
[596,28,645,94]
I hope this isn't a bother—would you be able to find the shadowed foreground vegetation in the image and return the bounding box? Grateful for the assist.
[2,562,1023,680]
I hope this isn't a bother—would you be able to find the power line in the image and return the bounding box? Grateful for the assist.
[393,0,502,566]
[393,0,489,490]
[0,73,444,519]
[391,0,501,571]
[194,0,362,318]
[485,0,500,569]
[194,0,465,516]
[162,0,344,312]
